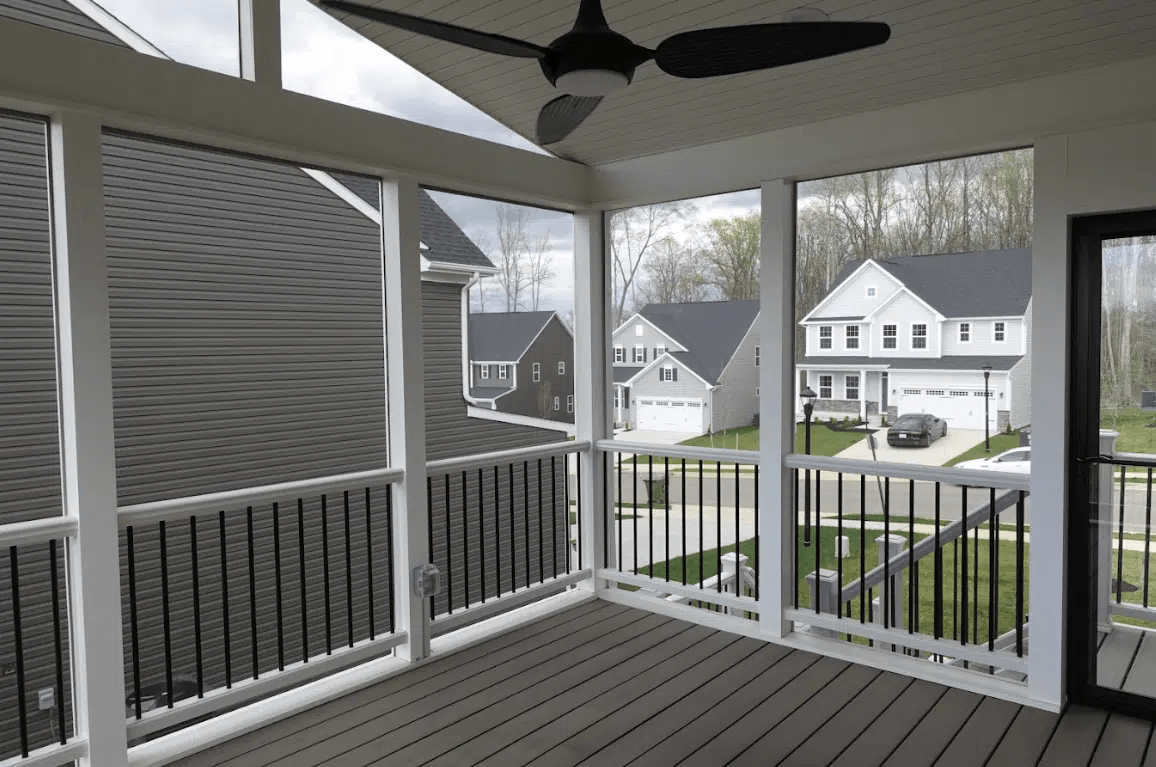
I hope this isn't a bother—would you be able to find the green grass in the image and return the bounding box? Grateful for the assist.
[1101,407,1156,454]
[674,424,866,457]
[943,430,1023,467]
[849,513,1026,535]
[679,426,760,452]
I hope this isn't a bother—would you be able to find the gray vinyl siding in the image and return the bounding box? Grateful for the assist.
[0,113,75,761]
[499,317,574,422]
[612,320,676,366]
[1009,298,1033,429]
[712,323,760,432]
[0,0,123,45]
[474,364,514,389]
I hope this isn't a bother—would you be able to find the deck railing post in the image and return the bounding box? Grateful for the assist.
[804,569,839,637]
[759,178,796,638]
[574,209,613,587]
[381,175,431,661]
[50,110,129,767]
[1097,430,1120,633]
[876,534,907,631]
[721,553,748,616]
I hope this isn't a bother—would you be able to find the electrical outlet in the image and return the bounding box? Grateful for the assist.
[38,688,54,711]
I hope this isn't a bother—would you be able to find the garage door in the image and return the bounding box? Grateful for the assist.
[896,388,996,430]
[636,398,703,432]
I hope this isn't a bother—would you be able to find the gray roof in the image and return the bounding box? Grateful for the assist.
[468,311,556,362]
[638,300,760,384]
[329,172,495,271]
[469,387,512,401]
[821,249,1032,319]
[800,355,1023,371]
[614,366,644,384]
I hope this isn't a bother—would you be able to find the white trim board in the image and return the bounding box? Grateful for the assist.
[466,405,576,435]
[623,352,714,388]
[800,261,902,323]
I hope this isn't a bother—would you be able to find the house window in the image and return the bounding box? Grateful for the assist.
[633,344,646,363]
[498,364,509,379]
[959,322,971,343]
[614,388,622,409]
[532,362,540,382]
[480,365,489,380]
[635,323,644,336]
[661,365,677,382]
[756,387,760,397]
[912,324,927,349]
[614,346,624,363]
[845,326,860,350]
[567,394,574,413]
[882,324,897,349]
[994,321,1006,342]
[554,396,560,410]
[558,361,565,375]
[845,375,860,400]
[819,326,833,349]
[819,375,833,399]
[655,345,666,357]
[754,346,760,367]
[866,286,877,297]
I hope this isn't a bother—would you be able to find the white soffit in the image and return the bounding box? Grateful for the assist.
[316,0,1156,167]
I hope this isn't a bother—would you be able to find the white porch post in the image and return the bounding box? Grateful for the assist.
[1028,135,1069,708]
[860,368,867,421]
[574,209,614,586]
[759,178,795,637]
[238,0,282,87]
[50,111,129,767]
[381,175,431,661]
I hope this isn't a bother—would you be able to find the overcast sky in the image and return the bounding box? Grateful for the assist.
[92,0,758,313]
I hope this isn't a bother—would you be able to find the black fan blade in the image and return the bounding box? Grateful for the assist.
[654,21,890,78]
[536,95,602,145]
[321,0,549,59]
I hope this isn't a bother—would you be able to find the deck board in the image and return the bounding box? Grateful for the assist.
[1098,625,1143,689]
[1124,631,1156,696]
[174,602,1156,767]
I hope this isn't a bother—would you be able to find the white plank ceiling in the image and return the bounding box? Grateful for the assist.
[315,0,1156,166]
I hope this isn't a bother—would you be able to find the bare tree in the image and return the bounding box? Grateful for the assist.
[610,201,695,326]
[698,212,761,300]
[525,228,555,311]
[494,205,533,311]
[537,380,554,420]
[637,237,713,305]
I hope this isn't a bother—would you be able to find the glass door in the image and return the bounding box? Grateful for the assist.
[1069,210,1156,717]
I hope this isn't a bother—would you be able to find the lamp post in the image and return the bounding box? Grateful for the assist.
[801,386,817,547]
[982,364,992,453]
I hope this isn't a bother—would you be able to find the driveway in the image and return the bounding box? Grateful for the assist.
[834,427,987,466]
[614,429,701,446]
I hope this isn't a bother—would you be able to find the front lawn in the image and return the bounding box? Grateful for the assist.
[672,423,866,458]
[943,430,1023,467]
[1102,407,1156,454]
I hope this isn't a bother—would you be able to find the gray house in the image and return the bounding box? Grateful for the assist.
[0,0,567,756]
[611,301,761,434]
[468,311,575,427]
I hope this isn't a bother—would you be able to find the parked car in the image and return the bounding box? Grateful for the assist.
[887,413,948,447]
[955,447,1032,475]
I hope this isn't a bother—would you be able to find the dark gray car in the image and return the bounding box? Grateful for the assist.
[887,413,948,447]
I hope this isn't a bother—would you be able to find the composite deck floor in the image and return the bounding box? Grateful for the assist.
[1099,622,1156,698]
[178,600,1156,767]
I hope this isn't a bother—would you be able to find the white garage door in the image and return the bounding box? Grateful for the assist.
[896,388,997,431]
[636,398,703,432]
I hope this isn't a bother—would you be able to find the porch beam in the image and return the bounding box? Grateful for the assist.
[573,209,614,587]
[239,0,282,88]
[0,17,588,210]
[759,178,796,638]
[50,110,129,767]
[381,175,431,662]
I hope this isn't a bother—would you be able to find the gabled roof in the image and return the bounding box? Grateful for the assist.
[468,311,557,363]
[637,300,760,384]
[799,355,1023,371]
[820,249,1032,320]
[329,173,495,271]
[613,366,644,384]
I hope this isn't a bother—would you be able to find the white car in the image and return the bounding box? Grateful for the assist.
[955,447,1031,474]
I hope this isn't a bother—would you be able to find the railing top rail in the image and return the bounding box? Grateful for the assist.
[0,515,78,548]
[425,439,591,476]
[784,453,1032,492]
[1101,452,1156,469]
[596,439,759,466]
[118,466,405,527]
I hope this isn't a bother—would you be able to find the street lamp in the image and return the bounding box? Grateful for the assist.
[982,364,993,453]
[800,386,817,547]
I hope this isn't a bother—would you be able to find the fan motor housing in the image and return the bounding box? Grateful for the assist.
[540,29,645,87]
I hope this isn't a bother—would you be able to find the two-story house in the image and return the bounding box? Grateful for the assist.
[798,248,1033,431]
[611,301,761,434]
[468,311,575,427]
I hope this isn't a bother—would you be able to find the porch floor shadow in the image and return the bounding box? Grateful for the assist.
[175,599,1153,767]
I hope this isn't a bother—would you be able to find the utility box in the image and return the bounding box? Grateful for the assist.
[1020,426,1031,447]
[1142,391,1156,411]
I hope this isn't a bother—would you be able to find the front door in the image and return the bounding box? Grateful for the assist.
[1069,210,1156,717]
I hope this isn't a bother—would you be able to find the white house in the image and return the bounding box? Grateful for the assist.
[798,249,1033,431]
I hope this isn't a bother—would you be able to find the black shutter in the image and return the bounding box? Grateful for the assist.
[643,348,648,362]
[673,368,679,382]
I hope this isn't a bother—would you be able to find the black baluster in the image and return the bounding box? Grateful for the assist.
[953,538,959,641]
[509,463,516,592]
[273,504,284,669]
[127,526,143,714]
[934,483,943,641]
[716,461,722,593]
[297,499,308,661]
[1146,469,1153,609]
[49,540,66,742]
[344,491,354,647]
[386,486,395,634]
[523,460,531,589]
[445,474,453,614]
[190,516,205,692]
[734,462,740,592]
[682,460,688,588]
[815,469,822,613]
[666,457,672,583]
[321,495,332,655]
[860,474,866,624]
[367,487,376,640]
[973,503,979,647]
[160,520,174,704]
[961,486,968,646]
[883,477,890,630]
[479,469,487,600]
[700,461,705,590]
[247,506,259,675]
[427,477,435,610]
[10,546,28,757]
[1016,490,1025,657]
[220,511,233,684]
[793,469,799,608]
[538,458,544,584]
[989,487,997,653]
[616,453,622,571]
[837,473,843,620]
[551,456,558,579]
[1118,466,1127,604]
[909,480,915,635]
[463,471,471,607]
[754,465,760,599]
[648,456,654,578]
[633,455,639,576]
[494,466,502,596]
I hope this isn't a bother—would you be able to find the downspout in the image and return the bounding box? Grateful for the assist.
[461,272,494,409]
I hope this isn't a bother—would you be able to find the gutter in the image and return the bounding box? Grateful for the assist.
[461,272,493,408]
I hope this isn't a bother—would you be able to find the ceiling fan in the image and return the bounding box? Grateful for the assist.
[320,0,891,145]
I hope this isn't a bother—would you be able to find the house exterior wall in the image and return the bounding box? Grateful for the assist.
[809,262,899,320]
[713,326,760,432]
[473,363,515,389]
[0,0,123,45]
[805,321,868,357]
[869,292,941,357]
[498,316,574,422]
[941,317,1026,356]
[611,317,679,366]
[1009,299,1033,429]
[629,360,711,434]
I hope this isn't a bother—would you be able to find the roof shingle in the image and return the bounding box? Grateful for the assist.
[638,300,760,384]
[469,311,556,362]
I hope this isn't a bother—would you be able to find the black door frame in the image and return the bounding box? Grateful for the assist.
[1067,208,1156,719]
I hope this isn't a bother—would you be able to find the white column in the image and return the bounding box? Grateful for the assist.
[238,0,281,87]
[759,178,796,638]
[381,175,431,661]
[860,368,867,422]
[51,111,128,767]
[574,209,614,585]
[1028,135,1069,708]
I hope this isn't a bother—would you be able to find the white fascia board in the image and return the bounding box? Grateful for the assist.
[466,406,576,435]
[624,352,712,388]
[862,285,945,323]
[800,261,901,323]
[68,0,166,56]
[0,17,589,209]
[611,313,686,352]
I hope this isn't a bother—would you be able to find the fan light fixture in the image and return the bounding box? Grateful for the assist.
[556,69,630,97]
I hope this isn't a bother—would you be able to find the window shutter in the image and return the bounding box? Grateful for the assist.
[673,368,678,382]
[643,348,648,362]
